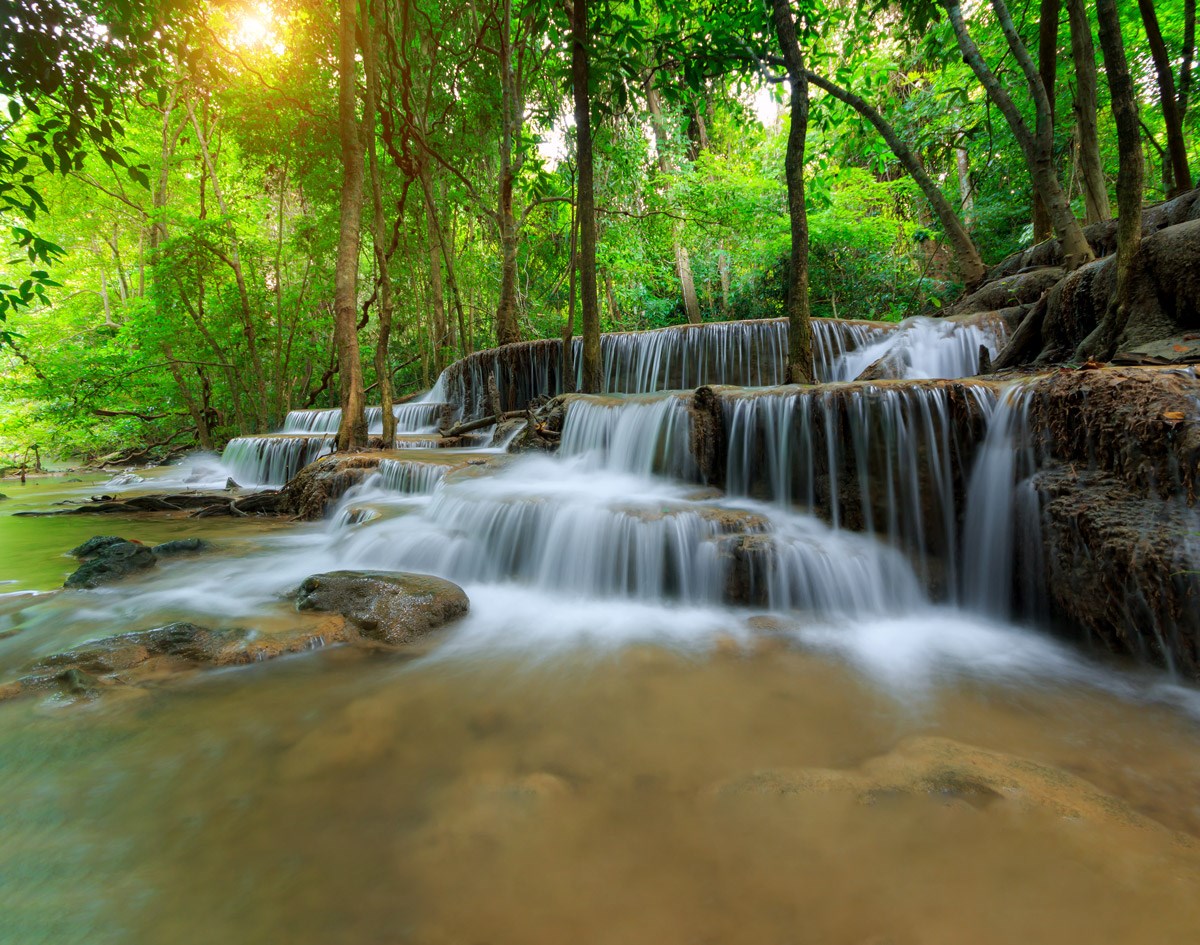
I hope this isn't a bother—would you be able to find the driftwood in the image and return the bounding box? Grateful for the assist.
[441,409,526,438]
[14,490,285,518]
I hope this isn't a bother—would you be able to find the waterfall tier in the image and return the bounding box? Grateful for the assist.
[437,315,1005,419]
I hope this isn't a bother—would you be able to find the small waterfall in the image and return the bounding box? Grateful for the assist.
[722,382,995,589]
[377,459,453,495]
[960,387,1045,616]
[222,435,334,487]
[283,403,443,436]
[559,394,697,478]
[824,316,1006,382]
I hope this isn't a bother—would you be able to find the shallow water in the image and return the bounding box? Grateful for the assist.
[3,433,1200,943]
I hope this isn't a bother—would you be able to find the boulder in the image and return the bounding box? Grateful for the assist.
[279,452,388,520]
[152,537,213,557]
[296,570,469,645]
[64,538,156,588]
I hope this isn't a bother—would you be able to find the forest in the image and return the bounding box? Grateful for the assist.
[4,2,1200,942]
[2,0,1196,462]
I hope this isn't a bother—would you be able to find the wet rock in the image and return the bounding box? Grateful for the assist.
[946,267,1065,317]
[279,452,388,520]
[297,570,469,645]
[0,493,7,500]
[64,539,156,588]
[1036,466,1200,676]
[152,537,213,557]
[56,668,102,698]
[69,535,128,558]
[225,477,241,490]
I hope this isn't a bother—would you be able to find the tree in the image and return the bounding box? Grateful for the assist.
[941,0,1094,269]
[333,0,368,449]
[571,0,602,393]
[770,0,814,385]
[1137,0,1192,195]
[1066,0,1110,224]
[805,69,987,289]
[1077,0,1145,360]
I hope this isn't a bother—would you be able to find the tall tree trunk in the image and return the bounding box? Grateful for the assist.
[572,0,601,393]
[333,0,367,450]
[942,0,1093,269]
[717,241,731,315]
[494,3,522,347]
[419,163,450,373]
[1180,0,1196,117]
[1067,0,1111,223]
[955,145,975,229]
[1137,0,1192,194]
[561,192,578,394]
[1077,0,1145,360]
[363,7,397,446]
[1031,0,1060,243]
[771,0,813,384]
[645,79,702,323]
[807,69,986,290]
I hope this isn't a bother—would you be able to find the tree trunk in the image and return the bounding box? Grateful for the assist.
[494,6,522,348]
[771,0,813,384]
[1180,0,1196,117]
[717,241,731,315]
[645,79,702,323]
[807,69,986,290]
[1077,0,1145,360]
[363,10,396,446]
[1067,0,1111,223]
[1138,0,1192,195]
[955,146,975,229]
[419,163,450,373]
[942,0,1093,269]
[1031,0,1060,243]
[561,193,578,394]
[572,0,601,393]
[333,0,367,450]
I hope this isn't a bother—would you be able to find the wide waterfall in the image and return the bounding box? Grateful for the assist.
[436,315,1006,419]
[720,382,994,593]
[221,434,335,487]
[282,402,444,435]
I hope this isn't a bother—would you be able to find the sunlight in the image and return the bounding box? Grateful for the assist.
[234,3,282,53]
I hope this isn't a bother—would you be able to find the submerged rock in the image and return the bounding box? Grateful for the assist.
[152,537,213,557]
[297,570,469,645]
[64,538,156,588]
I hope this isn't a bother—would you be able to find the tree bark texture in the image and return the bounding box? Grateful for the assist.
[771,0,814,384]
[1031,0,1060,243]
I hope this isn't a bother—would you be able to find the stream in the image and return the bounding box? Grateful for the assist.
[3,318,1200,944]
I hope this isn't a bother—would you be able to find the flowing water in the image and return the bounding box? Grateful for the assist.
[4,323,1200,944]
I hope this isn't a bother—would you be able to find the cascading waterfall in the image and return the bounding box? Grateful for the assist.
[283,402,443,435]
[558,394,697,479]
[722,382,996,591]
[959,386,1046,616]
[434,316,1006,420]
[221,434,335,487]
[376,459,454,495]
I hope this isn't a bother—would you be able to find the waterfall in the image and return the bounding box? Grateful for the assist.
[376,459,454,495]
[721,381,995,590]
[221,435,335,487]
[959,387,1045,616]
[283,403,443,436]
[559,394,697,478]
[433,316,1006,420]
